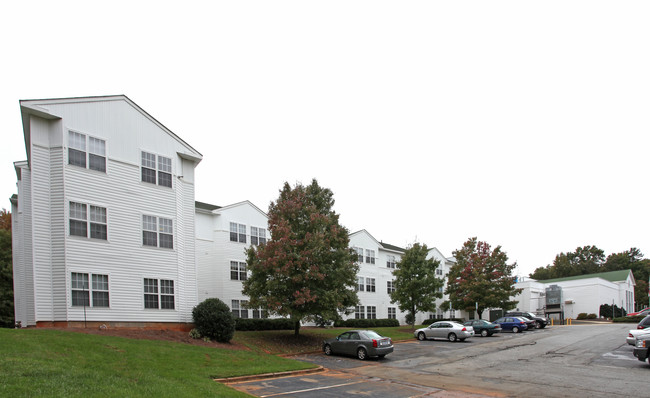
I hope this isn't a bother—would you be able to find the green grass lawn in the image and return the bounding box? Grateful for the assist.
[0,326,415,397]
[0,328,314,397]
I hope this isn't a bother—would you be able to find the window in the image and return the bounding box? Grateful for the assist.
[436,268,443,276]
[141,151,172,188]
[365,249,375,264]
[388,307,396,319]
[230,261,247,281]
[354,247,364,263]
[355,305,365,319]
[69,202,107,240]
[437,286,444,294]
[230,222,246,243]
[387,280,395,294]
[357,276,365,292]
[144,278,175,309]
[367,306,377,319]
[366,278,375,292]
[252,308,268,319]
[231,300,249,318]
[71,272,109,307]
[68,131,106,172]
[251,227,267,245]
[386,255,396,268]
[142,215,173,249]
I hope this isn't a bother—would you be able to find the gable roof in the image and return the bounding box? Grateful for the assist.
[212,200,267,218]
[19,95,202,165]
[380,241,405,253]
[195,201,221,212]
[538,269,634,284]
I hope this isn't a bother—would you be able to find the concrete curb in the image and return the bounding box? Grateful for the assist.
[214,365,325,383]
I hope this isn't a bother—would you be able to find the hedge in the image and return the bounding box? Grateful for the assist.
[613,315,646,323]
[234,318,294,331]
[333,318,400,328]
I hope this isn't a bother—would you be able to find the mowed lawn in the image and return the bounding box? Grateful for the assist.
[0,326,415,397]
[0,328,315,397]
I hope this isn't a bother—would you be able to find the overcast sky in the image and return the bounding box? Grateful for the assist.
[2,1,648,277]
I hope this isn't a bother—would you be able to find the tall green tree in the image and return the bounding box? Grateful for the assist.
[447,238,521,319]
[243,180,359,336]
[530,245,605,280]
[0,209,13,328]
[604,248,650,308]
[390,243,444,328]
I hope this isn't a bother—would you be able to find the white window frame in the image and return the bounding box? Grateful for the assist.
[251,226,267,245]
[386,255,396,268]
[231,299,249,318]
[68,130,106,172]
[354,247,364,263]
[387,280,395,294]
[366,277,376,292]
[388,307,396,319]
[367,306,377,319]
[143,278,175,310]
[357,276,365,292]
[230,222,247,243]
[355,305,365,319]
[142,215,174,249]
[69,201,107,240]
[141,151,172,188]
[366,249,375,264]
[230,261,247,281]
[71,272,109,307]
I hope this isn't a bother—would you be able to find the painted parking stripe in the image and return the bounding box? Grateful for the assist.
[259,380,365,397]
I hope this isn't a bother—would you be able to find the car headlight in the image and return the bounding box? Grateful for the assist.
[636,340,647,348]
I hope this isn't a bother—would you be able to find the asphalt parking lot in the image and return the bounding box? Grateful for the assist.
[224,324,649,397]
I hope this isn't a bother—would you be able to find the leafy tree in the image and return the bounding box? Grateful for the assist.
[390,243,444,328]
[0,209,13,328]
[243,180,359,336]
[530,245,605,280]
[447,238,521,319]
[603,248,650,308]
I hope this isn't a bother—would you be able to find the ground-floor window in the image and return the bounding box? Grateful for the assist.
[252,308,267,319]
[367,306,377,319]
[144,278,175,309]
[232,299,249,318]
[388,307,396,319]
[355,305,365,319]
[71,272,109,307]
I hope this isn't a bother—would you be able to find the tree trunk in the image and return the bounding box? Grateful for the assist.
[293,319,300,336]
[477,309,483,320]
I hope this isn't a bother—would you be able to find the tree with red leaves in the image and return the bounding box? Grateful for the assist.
[243,180,359,336]
[446,237,521,320]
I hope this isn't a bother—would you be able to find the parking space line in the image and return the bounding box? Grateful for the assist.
[258,380,365,397]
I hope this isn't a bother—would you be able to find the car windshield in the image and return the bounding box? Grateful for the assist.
[362,330,383,339]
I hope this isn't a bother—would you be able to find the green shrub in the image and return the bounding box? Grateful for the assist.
[613,315,646,323]
[577,313,588,320]
[235,318,294,331]
[587,313,597,319]
[191,298,235,343]
[188,328,201,339]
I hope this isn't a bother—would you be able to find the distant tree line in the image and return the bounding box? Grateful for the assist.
[530,246,649,308]
[0,209,13,328]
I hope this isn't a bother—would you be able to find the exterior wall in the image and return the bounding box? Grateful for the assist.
[13,96,201,326]
[514,274,635,318]
[195,202,269,317]
[348,231,405,323]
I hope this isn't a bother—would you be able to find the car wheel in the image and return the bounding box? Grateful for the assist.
[535,321,542,329]
[448,333,457,342]
[357,347,367,360]
[417,332,426,341]
[481,329,488,337]
[512,326,519,333]
[324,344,332,356]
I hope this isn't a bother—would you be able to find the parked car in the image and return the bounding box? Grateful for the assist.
[505,311,549,329]
[493,317,528,333]
[633,335,650,363]
[628,308,650,317]
[637,315,650,330]
[464,319,502,337]
[414,321,475,342]
[627,329,650,345]
[323,330,393,360]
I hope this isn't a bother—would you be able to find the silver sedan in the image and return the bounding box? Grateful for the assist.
[414,321,474,342]
[323,330,393,360]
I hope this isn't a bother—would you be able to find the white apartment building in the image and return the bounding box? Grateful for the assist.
[12,95,202,329]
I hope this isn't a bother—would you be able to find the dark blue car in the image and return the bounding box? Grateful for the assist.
[493,317,528,333]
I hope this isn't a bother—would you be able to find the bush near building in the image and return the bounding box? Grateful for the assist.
[192,298,236,342]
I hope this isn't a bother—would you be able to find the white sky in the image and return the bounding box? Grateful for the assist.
[2,1,648,277]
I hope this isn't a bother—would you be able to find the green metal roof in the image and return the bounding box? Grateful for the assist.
[381,242,405,252]
[195,201,221,211]
[538,269,632,284]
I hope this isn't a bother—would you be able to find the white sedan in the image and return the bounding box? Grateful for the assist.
[627,329,650,345]
[415,321,474,342]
